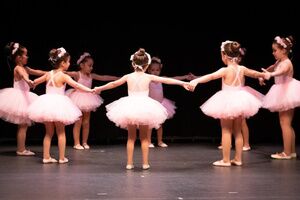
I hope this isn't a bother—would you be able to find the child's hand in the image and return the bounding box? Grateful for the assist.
[27,80,35,88]
[261,68,271,80]
[258,77,266,86]
[187,73,197,81]
[94,86,101,94]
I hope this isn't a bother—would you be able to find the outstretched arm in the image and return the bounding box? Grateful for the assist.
[189,68,225,90]
[262,61,290,77]
[94,75,127,93]
[243,66,269,79]
[26,67,47,76]
[91,73,120,81]
[64,74,93,92]
[33,73,48,87]
[64,71,79,79]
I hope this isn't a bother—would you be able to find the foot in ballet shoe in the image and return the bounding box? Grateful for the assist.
[158,142,168,148]
[231,159,242,166]
[126,164,134,170]
[213,160,231,167]
[149,143,155,148]
[43,157,58,164]
[218,145,223,150]
[242,146,251,151]
[291,153,297,159]
[73,144,84,150]
[82,143,90,149]
[271,152,292,160]
[142,164,150,170]
[59,158,69,164]
[16,149,35,156]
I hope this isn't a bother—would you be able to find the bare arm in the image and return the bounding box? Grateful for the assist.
[150,75,186,86]
[15,67,34,87]
[94,75,127,93]
[243,66,267,79]
[33,73,48,87]
[268,62,290,77]
[91,73,120,81]
[64,71,79,79]
[26,67,47,76]
[64,75,93,92]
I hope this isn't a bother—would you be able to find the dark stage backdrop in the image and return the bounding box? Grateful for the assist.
[0,1,299,145]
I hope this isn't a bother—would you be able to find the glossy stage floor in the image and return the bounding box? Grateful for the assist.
[0,143,299,200]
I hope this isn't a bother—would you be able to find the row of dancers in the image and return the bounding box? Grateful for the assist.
[0,35,298,168]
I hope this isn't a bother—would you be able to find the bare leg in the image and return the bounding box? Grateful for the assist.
[233,117,243,163]
[55,122,66,161]
[43,122,55,159]
[157,126,165,145]
[139,125,150,166]
[220,119,233,163]
[147,128,152,144]
[279,109,295,156]
[16,124,28,152]
[73,118,82,147]
[127,125,137,166]
[82,112,91,145]
[241,119,250,149]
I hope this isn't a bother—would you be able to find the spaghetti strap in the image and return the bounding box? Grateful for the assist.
[230,66,242,86]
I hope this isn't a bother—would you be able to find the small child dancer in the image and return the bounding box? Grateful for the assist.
[261,36,299,159]
[66,52,119,150]
[0,42,46,156]
[189,40,270,166]
[147,56,192,148]
[95,48,190,170]
[28,47,94,164]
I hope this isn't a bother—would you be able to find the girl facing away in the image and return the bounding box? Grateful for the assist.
[146,56,192,148]
[95,48,190,170]
[28,48,94,164]
[0,42,46,156]
[189,40,270,166]
[66,52,119,150]
[260,36,299,159]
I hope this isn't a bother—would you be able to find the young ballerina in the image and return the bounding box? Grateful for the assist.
[28,47,94,164]
[147,56,192,148]
[0,42,46,156]
[189,40,270,166]
[217,56,264,151]
[66,52,119,150]
[261,36,299,159]
[95,48,190,170]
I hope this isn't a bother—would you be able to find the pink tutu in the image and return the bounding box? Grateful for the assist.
[66,89,103,112]
[0,88,38,125]
[28,94,82,125]
[106,94,168,129]
[241,86,264,101]
[263,78,300,112]
[200,85,262,119]
[161,98,176,119]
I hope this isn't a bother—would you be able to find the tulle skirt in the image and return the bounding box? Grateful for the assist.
[263,78,300,112]
[0,88,38,125]
[161,98,176,119]
[28,94,82,125]
[200,88,262,119]
[66,89,103,112]
[106,96,168,129]
[241,86,264,101]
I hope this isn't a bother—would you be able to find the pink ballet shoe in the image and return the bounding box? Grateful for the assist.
[16,149,35,156]
[230,159,242,166]
[126,164,134,170]
[82,143,90,149]
[73,144,84,150]
[148,143,155,148]
[212,160,231,167]
[59,158,69,164]
[242,146,251,151]
[158,142,168,148]
[43,157,58,164]
[271,152,292,160]
[291,153,297,158]
[142,164,150,170]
